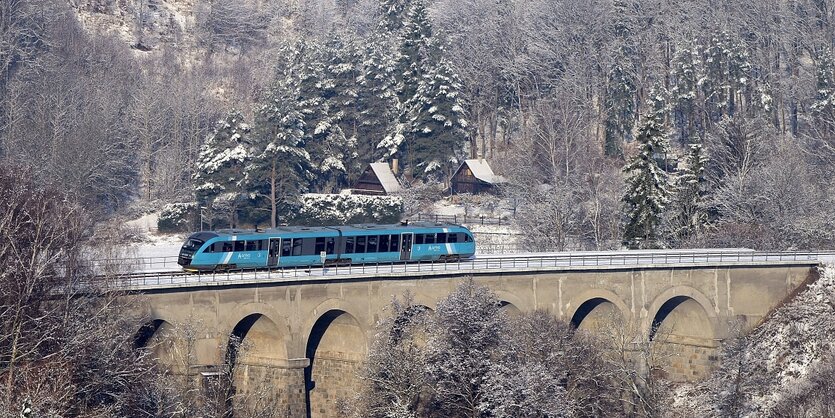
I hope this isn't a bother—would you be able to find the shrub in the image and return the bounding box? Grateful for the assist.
[157,202,197,232]
[293,193,403,225]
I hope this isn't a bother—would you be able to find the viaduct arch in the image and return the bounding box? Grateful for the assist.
[134,263,817,416]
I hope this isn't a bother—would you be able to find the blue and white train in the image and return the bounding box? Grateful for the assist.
[177,222,476,271]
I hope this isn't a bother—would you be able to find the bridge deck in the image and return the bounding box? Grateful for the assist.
[105,250,827,291]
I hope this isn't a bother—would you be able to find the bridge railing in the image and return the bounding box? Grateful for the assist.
[103,250,832,290]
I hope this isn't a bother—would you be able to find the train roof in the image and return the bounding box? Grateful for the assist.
[207,222,466,237]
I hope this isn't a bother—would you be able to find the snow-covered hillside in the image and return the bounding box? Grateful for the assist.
[678,265,835,416]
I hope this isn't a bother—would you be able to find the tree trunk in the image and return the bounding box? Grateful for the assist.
[270,160,277,228]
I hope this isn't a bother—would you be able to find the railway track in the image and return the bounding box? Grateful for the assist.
[96,249,834,290]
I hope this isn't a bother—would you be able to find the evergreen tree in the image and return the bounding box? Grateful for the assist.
[669,142,708,243]
[359,33,402,161]
[670,44,700,144]
[407,53,469,179]
[390,0,469,178]
[250,59,313,228]
[622,88,670,248]
[812,47,835,127]
[296,38,357,193]
[193,109,252,228]
[377,0,413,33]
[701,31,751,121]
[603,0,637,157]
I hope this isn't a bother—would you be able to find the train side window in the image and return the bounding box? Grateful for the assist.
[367,235,378,253]
[281,238,292,256]
[379,235,390,252]
[448,233,458,243]
[222,242,233,252]
[292,238,303,256]
[206,243,216,253]
[390,235,399,251]
[465,234,473,242]
[425,233,436,244]
[356,236,366,253]
[245,241,258,251]
[315,237,326,254]
[415,234,425,244]
[437,233,447,243]
[326,237,335,254]
[345,237,355,253]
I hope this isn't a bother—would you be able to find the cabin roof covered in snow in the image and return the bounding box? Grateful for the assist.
[370,162,402,193]
[461,159,505,184]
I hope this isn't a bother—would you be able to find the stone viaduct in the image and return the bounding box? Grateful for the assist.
[133,258,820,417]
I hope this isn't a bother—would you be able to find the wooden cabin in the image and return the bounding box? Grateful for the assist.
[450,159,505,195]
[352,162,403,195]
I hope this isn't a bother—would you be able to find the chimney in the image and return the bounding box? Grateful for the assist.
[391,158,399,174]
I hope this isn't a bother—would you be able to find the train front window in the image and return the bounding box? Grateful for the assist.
[183,238,203,252]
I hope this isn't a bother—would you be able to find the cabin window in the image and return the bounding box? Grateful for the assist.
[292,238,303,256]
[390,235,399,251]
[379,235,390,252]
[312,237,335,255]
[222,242,233,252]
[345,237,355,253]
[424,233,436,244]
[448,233,458,243]
[367,235,378,253]
[437,233,447,243]
[281,238,292,256]
[464,234,473,243]
[245,241,258,251]
[415,234,425,244]
[356,236,366,253]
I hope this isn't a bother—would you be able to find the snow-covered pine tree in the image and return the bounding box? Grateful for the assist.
[388,0,468,178]
[250,59,313,228]
[359,33,402,161]
[295,38,357,194]
[701,31,726,123]
[193,109,252,229]
[670,44,700,144]
[812,47,835,128]
[377,0,413,33]
[603,0,637,157]
[622,87,670,248]
[669,142,708,243]
[407,52,469,179]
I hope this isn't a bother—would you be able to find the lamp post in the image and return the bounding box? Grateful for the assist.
[199,206,207,231]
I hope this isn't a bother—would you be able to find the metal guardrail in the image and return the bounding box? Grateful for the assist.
[103,250,831,290]
[409,213,510,225]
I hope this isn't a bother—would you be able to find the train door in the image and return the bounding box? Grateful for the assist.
[268,238,281,267]
[400,233,413,261]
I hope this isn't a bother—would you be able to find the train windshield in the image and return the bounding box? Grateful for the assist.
[183,238,204,252]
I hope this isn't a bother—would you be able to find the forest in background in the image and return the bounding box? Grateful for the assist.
[5,0,835,248]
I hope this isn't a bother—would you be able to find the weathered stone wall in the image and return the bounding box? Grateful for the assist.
[235,363,306,416]
[656,341,720,382]
[309,352,363,418]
